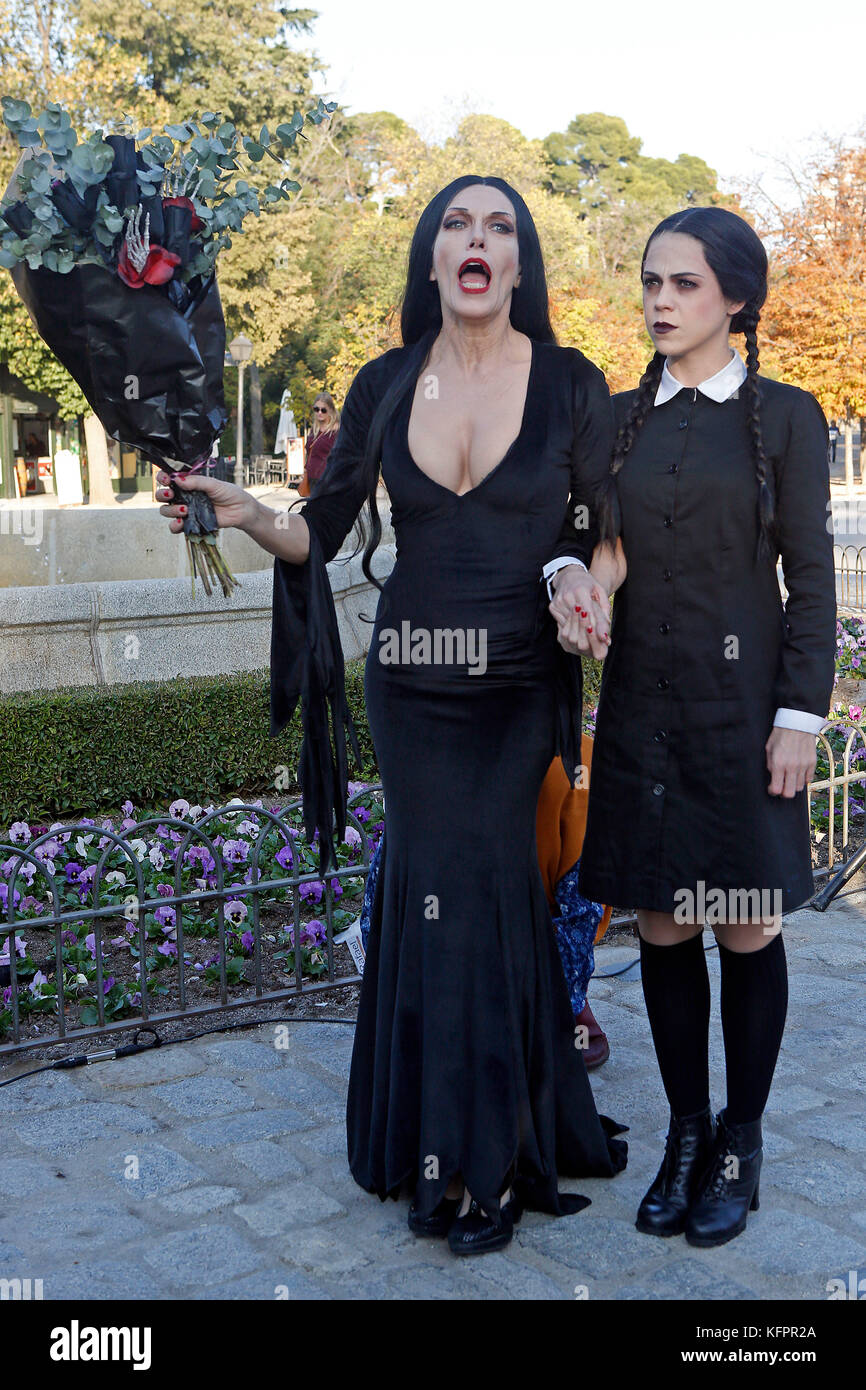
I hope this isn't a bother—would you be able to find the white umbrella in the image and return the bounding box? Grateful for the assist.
[274,387,298,452]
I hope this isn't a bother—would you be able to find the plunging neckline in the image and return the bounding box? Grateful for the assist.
[404,339,536,500]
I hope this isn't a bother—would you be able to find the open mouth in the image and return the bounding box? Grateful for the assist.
[458,257,491,292]
[654,321,677,332]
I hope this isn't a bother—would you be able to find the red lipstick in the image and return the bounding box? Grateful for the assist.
[457,257,491,294]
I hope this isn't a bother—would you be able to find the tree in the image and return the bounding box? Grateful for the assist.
[71,0,320,131]
[542,112,719,276]
[760,138,866,424]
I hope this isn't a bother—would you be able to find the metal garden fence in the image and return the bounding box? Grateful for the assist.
[0,788,382,1055]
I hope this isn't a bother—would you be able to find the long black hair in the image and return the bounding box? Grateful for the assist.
[600,206,773,560]
[309,174,556,599]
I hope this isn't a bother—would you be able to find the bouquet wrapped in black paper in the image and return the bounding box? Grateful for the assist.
[0,99,335,595]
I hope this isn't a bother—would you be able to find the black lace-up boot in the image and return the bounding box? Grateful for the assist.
[685,1108,762,1248]
[635,1106,716,1237]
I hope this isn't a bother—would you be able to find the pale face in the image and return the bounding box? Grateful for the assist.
[429,183,521,322]
[642,232,745,361]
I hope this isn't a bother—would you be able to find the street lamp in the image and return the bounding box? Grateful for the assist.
[228,333,253,488]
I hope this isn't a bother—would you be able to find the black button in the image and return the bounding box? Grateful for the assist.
[657,677,670,690]
[662,568,672,581]
[658,622,670,635]
[668,463,678,473]
[653,730,667,743]
[652,783,665,796]
[678,419,688,430]
[664,515,673,527]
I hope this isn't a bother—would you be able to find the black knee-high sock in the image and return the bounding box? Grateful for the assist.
[718,932,788,1124]
[639,933,711,1118]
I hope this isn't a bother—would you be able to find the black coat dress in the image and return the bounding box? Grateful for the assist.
[270,341,628,1223]
[579,376,836,915]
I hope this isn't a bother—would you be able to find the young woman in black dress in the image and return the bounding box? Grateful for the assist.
[157,175,628,1256]
[558,206,836,1247]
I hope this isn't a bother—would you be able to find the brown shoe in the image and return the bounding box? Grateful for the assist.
[574,1000,610,1070]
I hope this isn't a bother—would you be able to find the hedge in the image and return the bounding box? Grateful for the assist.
[0,655,603,828]
[0,658,378,827]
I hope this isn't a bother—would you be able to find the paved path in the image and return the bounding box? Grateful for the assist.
[1,892,864,1301]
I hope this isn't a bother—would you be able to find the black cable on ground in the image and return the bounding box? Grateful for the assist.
[0,1013,356,1087]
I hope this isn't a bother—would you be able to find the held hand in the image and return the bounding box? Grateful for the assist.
[765,727,818,798]
[548,566,611,660]
[156,469,259,533]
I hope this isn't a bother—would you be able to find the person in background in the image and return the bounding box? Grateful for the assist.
[828,419,838,466]
[299,391,340,496]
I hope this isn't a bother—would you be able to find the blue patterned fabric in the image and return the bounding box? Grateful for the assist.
[359,827,602,1015]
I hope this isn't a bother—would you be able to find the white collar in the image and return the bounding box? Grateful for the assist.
[654,350,747,406]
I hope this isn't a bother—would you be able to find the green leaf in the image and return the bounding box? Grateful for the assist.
[164,123,193,141]
[135,128,152,143]
[259,124,269,146]
[1,97,32,122]
[242,138,265,162]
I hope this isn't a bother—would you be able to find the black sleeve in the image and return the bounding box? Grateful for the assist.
[546,352,616,568]
[268,354,391,873]
[772,388,837,718]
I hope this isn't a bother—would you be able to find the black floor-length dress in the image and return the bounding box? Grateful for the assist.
[579,378,836,914]
[271,339,628,1225]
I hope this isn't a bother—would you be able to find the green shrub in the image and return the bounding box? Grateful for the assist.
[0,658,378,825]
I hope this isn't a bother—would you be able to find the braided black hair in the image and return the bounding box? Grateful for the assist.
[598,351,664,542]
[600,206,774,561]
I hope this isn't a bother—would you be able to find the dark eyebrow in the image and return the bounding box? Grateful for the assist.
[644,269,705,278]
[444,206,515,219]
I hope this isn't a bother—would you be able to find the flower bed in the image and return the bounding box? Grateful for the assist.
[0,786,383,1045]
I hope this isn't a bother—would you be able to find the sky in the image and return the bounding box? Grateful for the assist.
[307,0,866,197]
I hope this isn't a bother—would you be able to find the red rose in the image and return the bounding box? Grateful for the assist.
[117,242,181,289]
[163,194,204,233]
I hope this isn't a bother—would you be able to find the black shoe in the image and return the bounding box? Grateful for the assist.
[635,1105,716,1238]
[407,1195,460,1238]
[447,1195,522,1256]
[685,1108,762,1248]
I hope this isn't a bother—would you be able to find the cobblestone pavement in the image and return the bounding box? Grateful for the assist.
[1,892,864,1301]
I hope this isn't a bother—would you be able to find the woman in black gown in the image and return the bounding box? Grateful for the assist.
[158,175,628,1256]
[562,207,836,1249]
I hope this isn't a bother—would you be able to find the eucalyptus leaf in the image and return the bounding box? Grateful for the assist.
[135,128,152,142]
[2,97,32,122]
[0,247,17,268]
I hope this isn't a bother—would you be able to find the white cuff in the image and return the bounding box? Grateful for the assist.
[773,708,827,735]
[542,556,587,600]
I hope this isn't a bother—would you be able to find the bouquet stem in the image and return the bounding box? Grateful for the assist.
[171,481,239,598]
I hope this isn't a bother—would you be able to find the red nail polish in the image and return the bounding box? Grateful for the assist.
[180,506,187,514]
[586,626,593,633]
[574,606,581,613]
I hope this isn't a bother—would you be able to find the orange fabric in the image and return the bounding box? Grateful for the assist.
[535,734,612,944]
